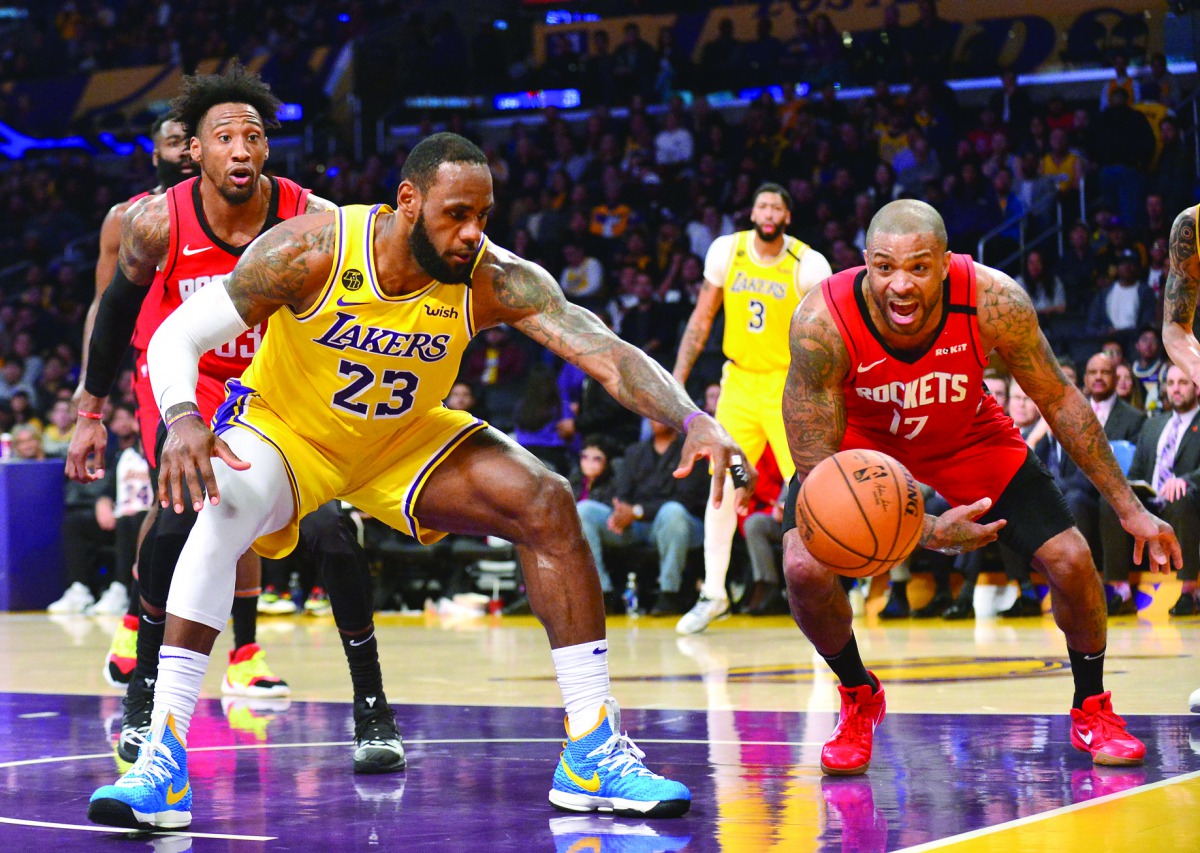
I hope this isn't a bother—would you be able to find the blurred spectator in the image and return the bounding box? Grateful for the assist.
[463,325,526,389]
[101,403,147,615]
[1099,50,1138,109]
[1139,52,1177,109]
[611,23,655,103]
[512,364,573,476]
[739,445,788,616]
[49,421,113,615]
[1041,128,1084,203]
[558,242,605,310]
[576,420,708,615]
[11,422,45,460]
[1018,249,1067,330]
[570,434,620,507]
[1141,193,1171,249]
[654,111,694,168]
[1090,88,1156,231]
[743,17,784,87]
[445,381,478,413]
[989,70,1034,134]
[698,18,741,93]
[1058,221,1098,311]
[1087,249,1155,353]
[1115,363,1145,412]
[42,398,76,457]
[1153,116,1196,214]
[1131,327,1167,413]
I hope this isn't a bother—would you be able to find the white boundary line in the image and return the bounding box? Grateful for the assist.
[0,817,274,841]
[894,768,1200,852]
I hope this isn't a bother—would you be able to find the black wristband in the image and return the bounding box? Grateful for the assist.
[84,267,150,398]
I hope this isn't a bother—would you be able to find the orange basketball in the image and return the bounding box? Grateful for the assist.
[795,449,925,578]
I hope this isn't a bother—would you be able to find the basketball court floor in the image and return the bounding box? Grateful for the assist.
[0,593,1197,852]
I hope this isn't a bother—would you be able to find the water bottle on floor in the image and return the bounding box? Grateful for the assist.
[623,572,639,617]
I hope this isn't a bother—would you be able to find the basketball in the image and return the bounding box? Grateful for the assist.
[795,449,925,578]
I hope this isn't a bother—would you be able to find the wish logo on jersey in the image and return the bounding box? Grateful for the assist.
[855,372,970,410]
[314,311,451,362]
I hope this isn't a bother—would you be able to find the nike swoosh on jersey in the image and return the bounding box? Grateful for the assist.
[181,244,213,256]
[337,295,368,307]
[857,358,887,373]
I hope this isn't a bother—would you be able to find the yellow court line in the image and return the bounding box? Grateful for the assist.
[898,770,1200,853]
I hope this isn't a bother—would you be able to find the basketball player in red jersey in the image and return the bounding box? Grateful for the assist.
[781,200,1180,774]
[67,65,405,774]
[75,114,197,688]
[1160,202,1200,713]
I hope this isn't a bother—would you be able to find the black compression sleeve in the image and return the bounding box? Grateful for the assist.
[84,267,152,398]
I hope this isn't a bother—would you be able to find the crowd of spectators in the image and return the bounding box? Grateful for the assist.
[2,1,1195,614]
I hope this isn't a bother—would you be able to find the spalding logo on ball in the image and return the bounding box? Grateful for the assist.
[796,449,924,578]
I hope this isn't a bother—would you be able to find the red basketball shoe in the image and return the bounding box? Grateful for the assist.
[821,674,886,776]
[1070,692,1145,766]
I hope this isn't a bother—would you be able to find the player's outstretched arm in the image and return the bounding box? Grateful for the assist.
[484,249,754,507]
[66,196,169,483]
[1163,207,1200,383]
[983,265,1182,572]
[672,281,722,384]
[151,213,337,513]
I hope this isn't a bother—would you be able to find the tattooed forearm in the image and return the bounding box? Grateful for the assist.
[1165,207,1199,326]
[226,217,335,324]
[305,193,337,214]
[783,301,849,480]
[495,256,697,428]
[983,265,1141,517]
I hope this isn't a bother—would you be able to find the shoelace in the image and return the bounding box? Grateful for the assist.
[1080,706,1130,740]
[588,731,662,779]
[239,652,279,681]
[118,732,180,787]
[356,711,400,746]
[833,701,877,743]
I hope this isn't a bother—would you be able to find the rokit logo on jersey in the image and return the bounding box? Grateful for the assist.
[728,271,787,299]
[179,273,229,299]
[856,372,970,409]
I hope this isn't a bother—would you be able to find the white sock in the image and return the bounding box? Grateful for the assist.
[1111,582,1131,600]
[552,640,611,738]
[154,645,209,744]
[701,474,737,601]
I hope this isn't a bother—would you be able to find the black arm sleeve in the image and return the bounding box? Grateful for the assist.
[83,267,152,398]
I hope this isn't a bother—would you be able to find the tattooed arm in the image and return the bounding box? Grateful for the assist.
[672,281,723,384]
[980,263,1181,570]
[67,195,172,481]
[1162,206,1200,384]
[478,246,754,505]
[782,292,849,481]
[149,213,338,512]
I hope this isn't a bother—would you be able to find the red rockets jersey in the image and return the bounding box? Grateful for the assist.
[129,175,310,422]
[821,253,1028,507]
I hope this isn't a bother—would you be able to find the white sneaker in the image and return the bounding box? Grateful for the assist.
[675,595,730,635]
[1189,686,1200,714]
[48,581,95,614]
[87,582,129,616]
[848,580,866,618]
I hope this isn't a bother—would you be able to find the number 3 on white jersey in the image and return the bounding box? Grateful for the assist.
[889,409,927,440]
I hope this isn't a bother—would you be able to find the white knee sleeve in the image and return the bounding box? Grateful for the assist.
[165,429,295,631]
[701,474,738,600]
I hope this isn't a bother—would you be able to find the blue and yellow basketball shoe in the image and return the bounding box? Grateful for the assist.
[549,698,690,818]
[89,709,192,830]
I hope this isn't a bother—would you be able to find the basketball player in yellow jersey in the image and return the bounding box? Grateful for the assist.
[673,183,832,634]
[90,133,751,831]
[1161,202,1200,714]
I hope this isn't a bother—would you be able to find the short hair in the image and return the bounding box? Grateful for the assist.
[401,132,488,193]
[753,182,792,212]
[865,199,947,250]
[150,112,180,139]
[171,60,281,140]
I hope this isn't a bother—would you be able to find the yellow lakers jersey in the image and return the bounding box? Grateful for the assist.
[237,204,478,452]
[720,230,811,373]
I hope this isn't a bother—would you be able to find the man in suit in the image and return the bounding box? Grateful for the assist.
[1042,353,1146,572]
[1098,364,1200,615]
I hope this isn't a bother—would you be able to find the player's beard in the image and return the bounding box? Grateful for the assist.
[409,212,472,284]
[156,156,195,189]
[754,222,784,245]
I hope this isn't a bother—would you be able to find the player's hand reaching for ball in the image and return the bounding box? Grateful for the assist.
[919,497,1006,555]
[673,411,757,510]
[157,404,250,513]
[1120,508,1182,573]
